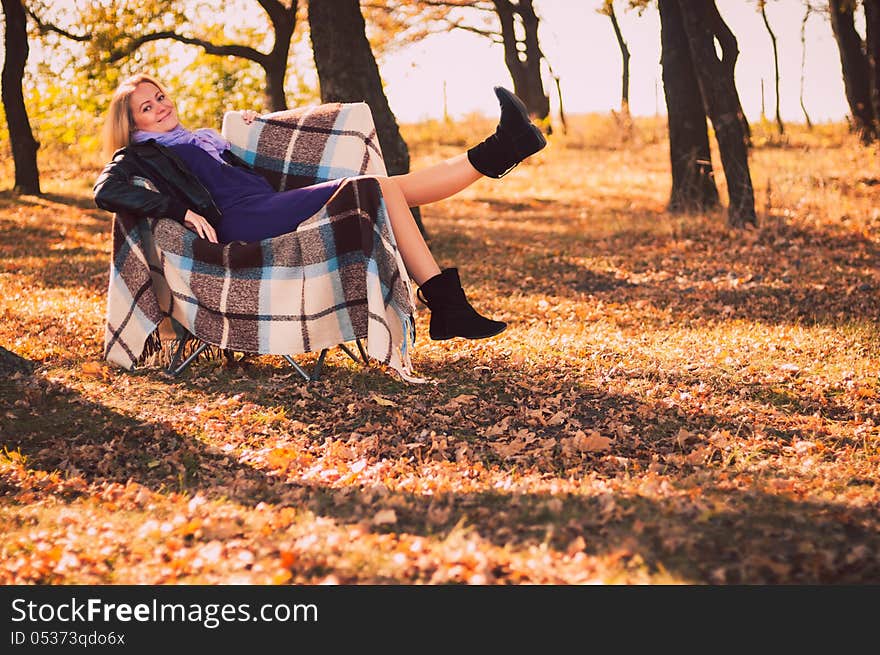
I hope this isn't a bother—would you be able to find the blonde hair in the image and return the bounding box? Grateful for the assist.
[101,73,171,160]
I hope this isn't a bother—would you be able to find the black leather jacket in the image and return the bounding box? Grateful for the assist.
[93,140,250,225]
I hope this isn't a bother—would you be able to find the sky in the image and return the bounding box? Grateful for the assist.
[381,0,853,124]
[0,0,857,126]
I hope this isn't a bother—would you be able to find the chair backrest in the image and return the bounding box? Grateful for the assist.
[221,103,387,191]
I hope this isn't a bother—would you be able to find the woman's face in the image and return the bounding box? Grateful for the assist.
[129,82,178,133]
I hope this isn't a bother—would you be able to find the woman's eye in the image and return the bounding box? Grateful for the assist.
[142,105,151,113]
[157,94,164,101]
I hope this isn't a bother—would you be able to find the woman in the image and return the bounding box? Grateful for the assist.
[94,73,546,341]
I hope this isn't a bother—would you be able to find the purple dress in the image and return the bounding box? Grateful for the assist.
[169,143,344,243]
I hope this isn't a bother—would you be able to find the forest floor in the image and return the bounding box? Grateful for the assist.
[1,115,878,584]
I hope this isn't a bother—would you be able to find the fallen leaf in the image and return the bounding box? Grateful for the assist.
[372,509,397,525]
[561,430,612,454]
[449,394,476,404]
[81,361,109,378]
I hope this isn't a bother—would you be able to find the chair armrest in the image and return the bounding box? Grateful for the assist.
[222,102,387,190]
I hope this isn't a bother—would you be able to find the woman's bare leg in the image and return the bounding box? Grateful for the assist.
[376,175,507,341]
[376,176,441,285]
[392,154,482,207]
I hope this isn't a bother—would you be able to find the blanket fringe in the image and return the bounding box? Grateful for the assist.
[135,328,224,369]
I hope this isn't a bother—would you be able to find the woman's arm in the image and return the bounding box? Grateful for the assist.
[95,162,217,242]
[93,152,190,223]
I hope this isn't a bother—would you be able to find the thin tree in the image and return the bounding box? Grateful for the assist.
[679,0,756,227]
[759,0,784,134]
[657,0,719,214]
[602,0,631,118]
[799,3,814,130]
[307,0,425,235]
[829,0,876,141]
[547,61,567,134]
[2,0,41,194]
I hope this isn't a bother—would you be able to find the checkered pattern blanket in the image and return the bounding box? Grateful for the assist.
[103,103,419,380]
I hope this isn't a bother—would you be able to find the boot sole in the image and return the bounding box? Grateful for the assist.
[522,125,547,156]
[430,324,507,341]
[494,86,547,153]
[494,86,547,167]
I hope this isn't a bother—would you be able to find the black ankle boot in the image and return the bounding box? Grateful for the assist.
[417,268,507,340]
[467,86,547,178]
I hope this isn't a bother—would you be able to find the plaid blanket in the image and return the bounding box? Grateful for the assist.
[103,103,419,381]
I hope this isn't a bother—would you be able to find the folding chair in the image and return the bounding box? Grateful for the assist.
[103,102,417,383]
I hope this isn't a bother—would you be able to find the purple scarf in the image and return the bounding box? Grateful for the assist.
[131,124,230,163]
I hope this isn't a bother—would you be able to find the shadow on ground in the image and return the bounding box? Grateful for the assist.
[4,351,877,584]
[430,206,880,327]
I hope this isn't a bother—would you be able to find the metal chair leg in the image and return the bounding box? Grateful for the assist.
[282,354,312,382]
[338,339,369,365]
[338,343,360,363]
[167,339,188,372]
[355,338,368,363]
[310,349,328,381]
[283,348,329,382]
[167,342,209,377]
[166,339,365,382]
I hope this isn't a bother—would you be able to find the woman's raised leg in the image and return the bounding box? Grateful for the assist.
[392,154,481,207]
[391,86,547,207]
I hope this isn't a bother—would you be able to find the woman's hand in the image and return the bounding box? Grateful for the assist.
[183,210,218,243]
[241,110,261,124]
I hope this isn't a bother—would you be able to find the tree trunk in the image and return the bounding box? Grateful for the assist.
[260,0,297,112]
[657,0,718,214]
[607,2,630,116]
[553,73,567,134]
[760,3,784,135]
[307,0,426,235]
[518,0,548,122]
[307,0,411,176]
[493,0,550,127]
[261,62,288,112]
[679,0,756,228]
[2,0,41,195]
[543,56,566,134]
[829,0,875,142]
[866,0,880,137]
[800,5,814,130]
[706,1,751,146]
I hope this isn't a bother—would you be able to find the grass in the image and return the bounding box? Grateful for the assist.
[0,114,878,584]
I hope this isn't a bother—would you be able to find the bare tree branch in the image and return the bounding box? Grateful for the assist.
[107,32,267,65]
[25,7,90,42]
[447,20,501,41]
[413,0,495,13]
